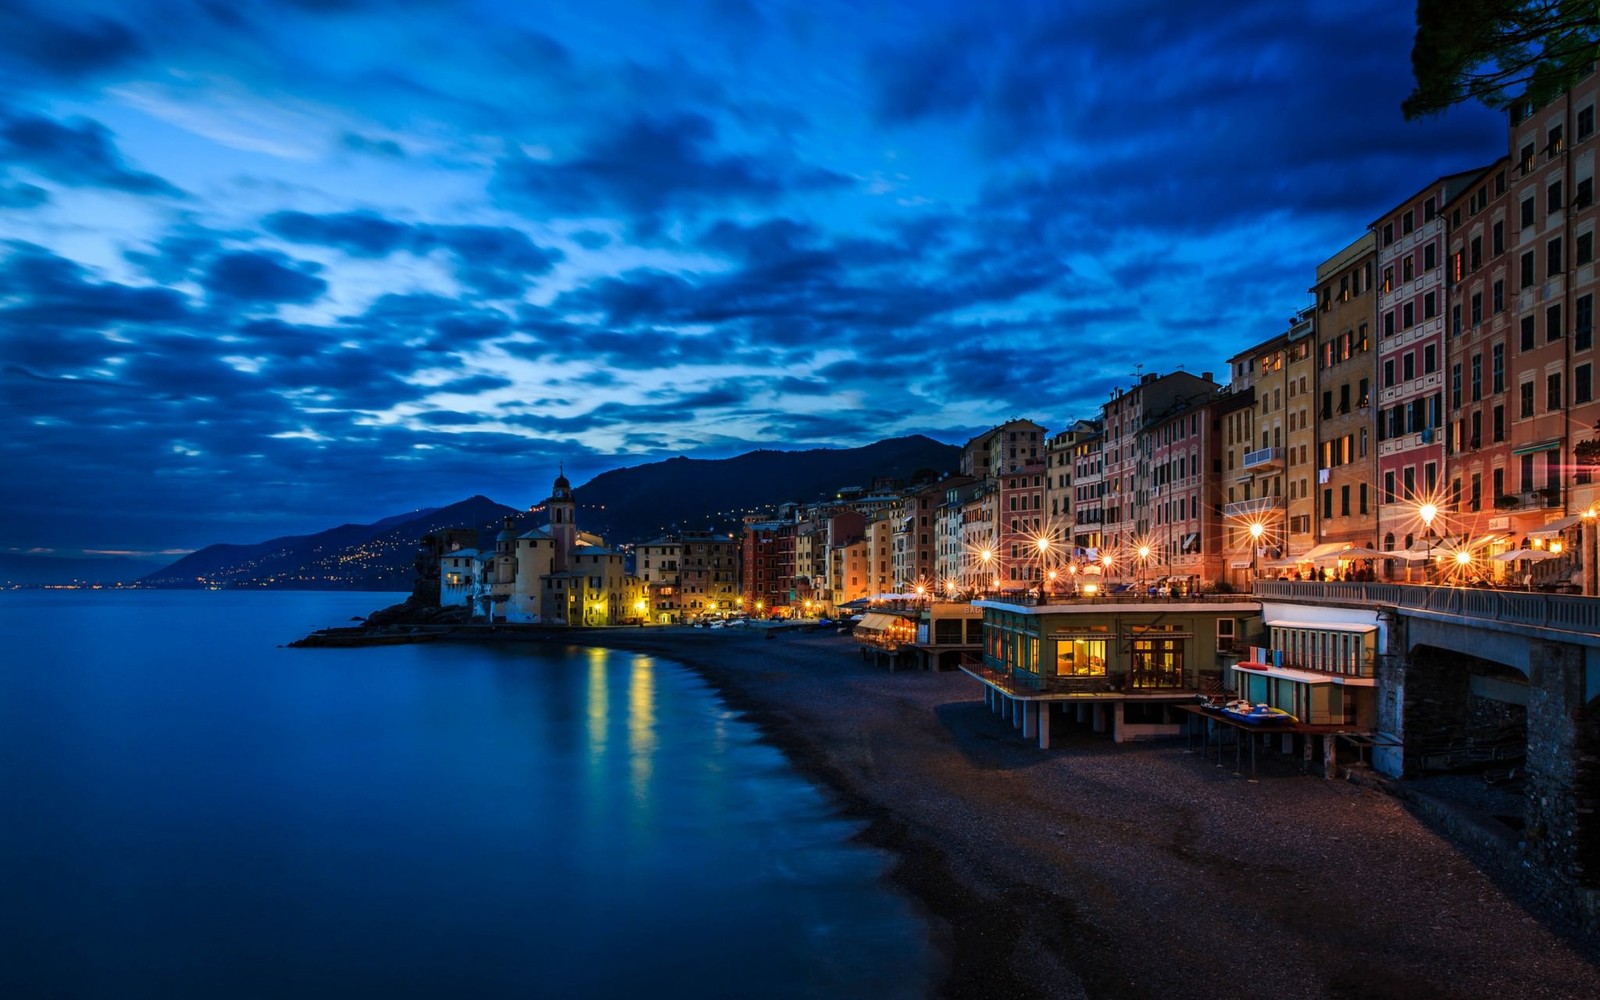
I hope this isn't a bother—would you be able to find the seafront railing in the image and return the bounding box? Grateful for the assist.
[1252,580,1600,634]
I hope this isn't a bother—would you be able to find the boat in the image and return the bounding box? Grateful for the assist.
[1220,701,1298,725]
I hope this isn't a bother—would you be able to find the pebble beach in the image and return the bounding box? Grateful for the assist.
[564,625,1600,1000]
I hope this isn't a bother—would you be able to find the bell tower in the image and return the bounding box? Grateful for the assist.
[549,464,576,571]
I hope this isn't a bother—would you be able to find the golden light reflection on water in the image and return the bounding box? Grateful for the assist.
[628,656,657,801]
[585,648,608,753]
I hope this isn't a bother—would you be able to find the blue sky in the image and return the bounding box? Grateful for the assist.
[1,0,1505,557]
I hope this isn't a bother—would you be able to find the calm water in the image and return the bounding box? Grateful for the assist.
[0,591,932,999]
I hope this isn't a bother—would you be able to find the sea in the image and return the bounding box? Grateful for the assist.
[0,590,934,999]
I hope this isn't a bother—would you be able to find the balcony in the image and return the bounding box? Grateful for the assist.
[1223,495,1283,519]
[1241,446,1284,472]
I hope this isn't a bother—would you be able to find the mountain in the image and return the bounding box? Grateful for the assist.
[572,435,961,542]
[131,435,961,590]
[139,496,519,590]
[0,552,172,587]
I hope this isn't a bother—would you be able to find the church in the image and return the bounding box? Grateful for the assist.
[438,470,644,625]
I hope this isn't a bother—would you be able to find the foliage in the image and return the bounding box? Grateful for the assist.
[1405,0,1600,118]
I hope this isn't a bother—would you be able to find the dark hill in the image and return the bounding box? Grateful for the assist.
[140,496,518,590]
[573,435,960,542]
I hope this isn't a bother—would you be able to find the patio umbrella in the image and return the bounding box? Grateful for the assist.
[1339,547,1390,558]
[1492,548,1558,561]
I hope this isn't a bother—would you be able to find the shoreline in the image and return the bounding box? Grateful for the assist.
[305,619,1600,998]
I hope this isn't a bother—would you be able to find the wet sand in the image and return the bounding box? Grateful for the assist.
[561,625,1600,1000]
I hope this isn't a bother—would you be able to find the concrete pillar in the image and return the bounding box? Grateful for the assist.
[1037,703,1050,750]
[1092,703,1107,734]
[1112,701,1125,744]
[1076,703,1087,724]
[1021,700,1034,739]
[1013,698,1024,730]
[1323,734,1339,778]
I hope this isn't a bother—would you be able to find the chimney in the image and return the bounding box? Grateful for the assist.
[1201,371,1213,383]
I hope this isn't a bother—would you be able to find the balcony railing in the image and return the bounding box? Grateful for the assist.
[1242,446,1285,471]
[1223,495,1283,519]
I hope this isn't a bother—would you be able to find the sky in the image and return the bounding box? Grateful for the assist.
[0,0,1508,558]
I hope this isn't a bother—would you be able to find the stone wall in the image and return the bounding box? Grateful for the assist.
[1525,641,1589,886]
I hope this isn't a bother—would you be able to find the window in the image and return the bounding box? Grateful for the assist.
[1402,302,1414,328]
[1424,291,1437,319]
[1471,353,1482,401]
[1492,279,1504,314]
[1403,352,1415,381]
[1492,343,1505,392]
[1579,294,1594,350]
[1578,364,1593,404]
[1548,372,1562,411]
[1522,250,1536,288]
[1382,266,1394,293]
[1493,220,1505,255]
[1469,236,1481,270]
[1403,256,1415,282]
[1548,302,1563,341]
[1521,142,1536,173]
[1384,310,1395,337]
[1451,302,1463,336]
[1424,243,1436,270]
[1493,404,1505,442]
[1401,210,1414,235]
[1580,177,1594,209]
[1471,292,1483,325]
[1521,314,1536,351]
[1520,380,1535,417]
[1424,342,1437,373]
[1580,231,1595,267]
[1581,104,1596,140]
[1383,358,1396,387]
[1382,222,1394,246]
[1451,362,1462,408]
[1383,471,1396,504]
[1549,236,1564,276]
[1358,377,1369,407]
[1549,180,1564,215]
[1339,485,1351,516]
[1522,195,1535,228]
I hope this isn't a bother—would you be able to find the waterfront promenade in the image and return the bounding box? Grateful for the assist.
[568,626,1600,1000]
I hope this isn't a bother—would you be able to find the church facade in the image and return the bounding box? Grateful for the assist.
[439,471,644,625]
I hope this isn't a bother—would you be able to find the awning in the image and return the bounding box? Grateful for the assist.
[1527,514,1585,539]
[1466,532,1504,549]
[1266,619,1377,633]
[1301,541,1353,561]
[1511,438,1562,455]
[1493,548,1558,561]
[1233,663,1377,687]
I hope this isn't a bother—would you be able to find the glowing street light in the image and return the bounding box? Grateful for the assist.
[1136,543,1151,589]
[1248,521,1265,583]
[1418,501,1439,582]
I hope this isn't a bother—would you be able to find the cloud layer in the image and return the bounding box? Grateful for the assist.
[0,0,1506,554]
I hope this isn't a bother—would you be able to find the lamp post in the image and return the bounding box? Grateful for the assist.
[1035,536,1051,602]
[1137,544,1151,592]
[1248,522,1264,585]
[978,547,994,596]
[1419,502,1438,583]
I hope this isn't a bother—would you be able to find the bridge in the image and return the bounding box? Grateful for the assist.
[1254,580,1600,900]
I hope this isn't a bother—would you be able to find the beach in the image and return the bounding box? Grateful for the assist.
[562,625,1600,1000]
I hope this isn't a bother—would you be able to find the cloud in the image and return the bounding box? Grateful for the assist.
[202,251,328,304]
[262,210,562,296]
[0,5,143,82]
[0,109,182,196]
[491,112,849,227]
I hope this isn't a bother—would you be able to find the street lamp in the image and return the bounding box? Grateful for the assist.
[978,547,994,595]
[1419,502,1438,582]
[1137,543,1151,591]
[1035,535,1052,600]
[1248,522,1265,584]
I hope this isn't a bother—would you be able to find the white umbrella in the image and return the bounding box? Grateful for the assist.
[1492,548,1557,562]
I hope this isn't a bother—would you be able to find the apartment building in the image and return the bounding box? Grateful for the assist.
[1374,170,1484,560]
[1311,234,1379,555]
